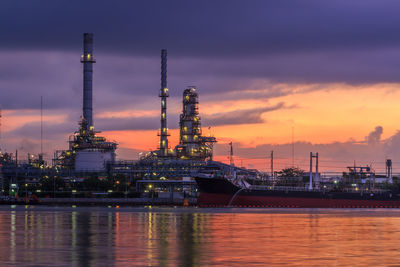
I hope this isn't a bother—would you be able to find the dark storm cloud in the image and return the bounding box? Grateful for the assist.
[9,102,286,137]
[95,114,179,131]
[2,0,400,113]
[94,102,287,131]
[8,120,75,139]
[0,51,81,110]
[2,0,400,58]
[2,49,400,112]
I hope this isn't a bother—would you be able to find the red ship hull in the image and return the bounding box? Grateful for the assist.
[196,177,400,208]
[198,192,400,208]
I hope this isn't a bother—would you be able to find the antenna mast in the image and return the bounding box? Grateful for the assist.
[229,141,234,166]
[270,150,274,177]
[0,107,2,147]
[40,96,43,156]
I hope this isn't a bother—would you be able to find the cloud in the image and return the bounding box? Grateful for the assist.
[213,126,400,172]
[9,120,75,139]
[17,139,37,154]
[1,1,400,58]
[384,131,400,159]
[94,102,288,131]
[115,147,142,160]
[366,126,383,145]
[95,114,178,131]
[0,1,400,92]
[202,103,287,126]
[4,1,400,167]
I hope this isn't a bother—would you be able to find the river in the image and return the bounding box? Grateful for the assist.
[0,206,399,266]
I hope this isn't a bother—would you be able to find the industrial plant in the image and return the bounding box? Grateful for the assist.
[0,33,256,200]
[0,33,395,203]
[53,33,117,173]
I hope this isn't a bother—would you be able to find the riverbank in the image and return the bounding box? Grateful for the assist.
[1,197,197,206]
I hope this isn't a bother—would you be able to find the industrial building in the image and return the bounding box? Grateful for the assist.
[175,86,216,160]
[158,49,170,158]
[53,33,117,173]
[120,49,223,183]
[0,33,258,199]
[141,50,216,162]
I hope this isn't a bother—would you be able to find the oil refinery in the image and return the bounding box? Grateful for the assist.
[0,33,256,199]
[53,33,117,173]
[0,33,394,203]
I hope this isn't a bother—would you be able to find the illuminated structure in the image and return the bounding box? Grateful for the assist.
[131,86,217,179]
[54,33,117,172]
[175,87,216,160]
[82,33,95,129]
[158,49,170,157]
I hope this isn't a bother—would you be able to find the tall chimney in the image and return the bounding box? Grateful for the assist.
[81,33,96,130]
[159,49,169,157]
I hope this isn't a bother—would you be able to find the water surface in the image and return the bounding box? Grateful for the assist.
[0,206,399,266]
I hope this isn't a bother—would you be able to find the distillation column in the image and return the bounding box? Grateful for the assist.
[159,49,169,156]
[81,33,96,130]
[179,87,201,158]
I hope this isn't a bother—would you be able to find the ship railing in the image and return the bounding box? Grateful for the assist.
[249,185,317,192]
[250,185,392,194]
[339,188,390,194]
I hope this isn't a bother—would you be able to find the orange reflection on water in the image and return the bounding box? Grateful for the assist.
[1,208,400,266]
[203,212,400,266]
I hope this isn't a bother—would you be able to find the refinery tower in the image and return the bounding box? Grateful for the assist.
[158,49,170,157]
[141,50,216,161]
[54,33,117,172]
[175,86,216,160]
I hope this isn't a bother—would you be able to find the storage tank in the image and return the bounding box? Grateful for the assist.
[74,149,115,172]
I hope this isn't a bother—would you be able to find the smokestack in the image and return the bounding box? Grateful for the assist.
[161,49,167,93]
[159,49,169,156]
[81,33,96,130]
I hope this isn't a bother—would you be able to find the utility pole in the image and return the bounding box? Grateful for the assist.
[53,175,56,198]
[315,152,319,187]
[309,152,313,190]
[40,96,43,157]
[125,174,128,199]
[15,150,18,185]
[0,108,2,145]
[270,150,274,177]
[229,141,234,179]
[386,159,393,183]
[291,127,295,167]
[229,141,234,167]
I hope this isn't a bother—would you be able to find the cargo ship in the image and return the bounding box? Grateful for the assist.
[195,176,400,208]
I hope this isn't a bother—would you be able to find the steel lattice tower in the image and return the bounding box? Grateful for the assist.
[159,49,169,156]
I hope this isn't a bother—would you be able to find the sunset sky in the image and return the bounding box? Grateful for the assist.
[2,1,400,173]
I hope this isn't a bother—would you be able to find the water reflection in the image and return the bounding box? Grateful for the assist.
[1,207,400,266]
